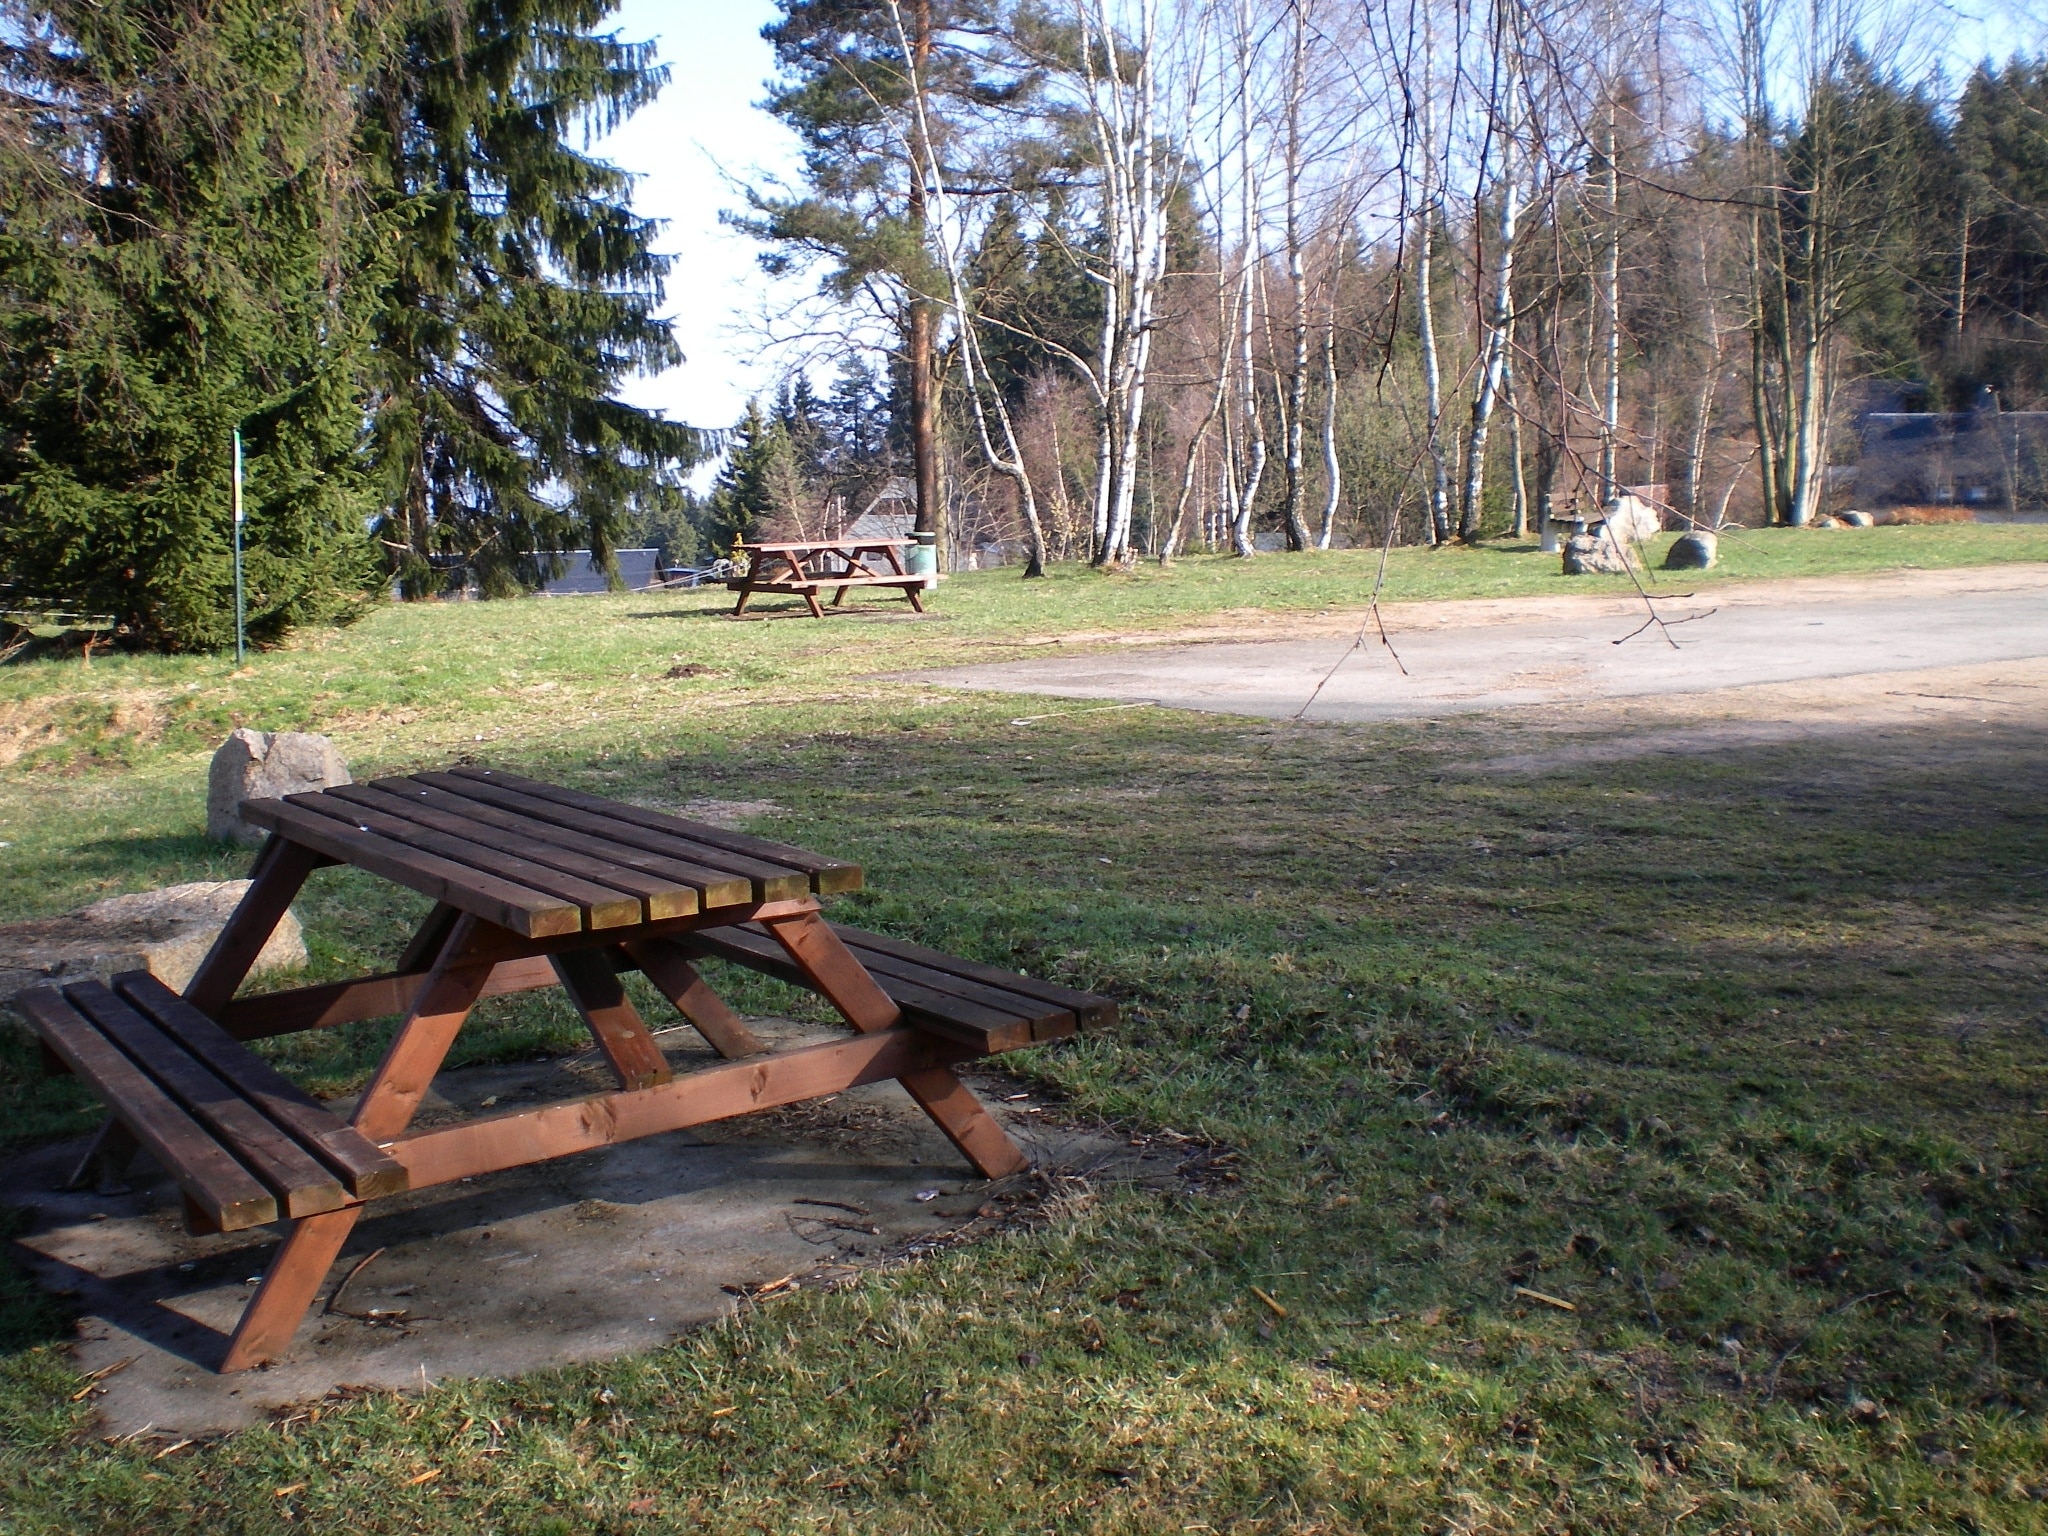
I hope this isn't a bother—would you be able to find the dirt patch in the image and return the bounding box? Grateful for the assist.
[3,1017,1187,1437]
[1460,658,2048,773]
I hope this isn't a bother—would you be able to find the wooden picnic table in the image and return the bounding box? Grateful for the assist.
[19,769,1111,1372]
[727,536,928,618]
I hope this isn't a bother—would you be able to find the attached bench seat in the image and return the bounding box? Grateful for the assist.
[676,921,1115,1053]
[17,972,406,1233]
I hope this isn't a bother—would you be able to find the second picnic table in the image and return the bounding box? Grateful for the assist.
[20,768,1112,1372]
[727,536,927,617]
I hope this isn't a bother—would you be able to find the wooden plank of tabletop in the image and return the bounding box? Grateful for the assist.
[285,791,643,930]
[15,986,278,1231]
[327,783,698,922]
[451,767,862,895]
[119,973,409,1201]
[240,798,581,938]
[433,771,815,902]
[378,775,750,910]
[70,980,349,1217]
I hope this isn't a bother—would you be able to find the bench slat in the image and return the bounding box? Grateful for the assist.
[15,985,278,1231]
[674,922,1091,1054]
[843,947,1074,1043]
[241,798,581,937]
[119,974,409,1201]
[396,775,754,908]
[450,768,864,895]
[831,926,1117,1029]
[68,981,348,1218]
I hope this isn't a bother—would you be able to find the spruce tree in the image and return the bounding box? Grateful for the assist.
[0,0,391,649]
[363,0,701,597]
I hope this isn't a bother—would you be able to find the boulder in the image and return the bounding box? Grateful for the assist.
[0,879,305,1002]
[1663,530,1718,570]
[207,729,350,845]
[1562,527,1634,575]
[1840,510,1875,527]
[1603,492,1665,544]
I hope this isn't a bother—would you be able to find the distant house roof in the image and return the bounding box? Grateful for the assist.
[538,549,662,595]
[845,478,917,541]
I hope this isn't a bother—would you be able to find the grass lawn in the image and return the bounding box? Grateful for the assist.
[3,526,2047,1532]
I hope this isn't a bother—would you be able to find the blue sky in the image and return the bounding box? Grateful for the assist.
[593,0,803,435]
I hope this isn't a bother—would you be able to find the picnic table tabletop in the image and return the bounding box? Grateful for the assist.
[735,536,915,552]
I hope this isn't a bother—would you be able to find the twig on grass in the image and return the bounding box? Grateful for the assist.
[1293,513,1408,721]
[325,1247,387,1316]
[1763,1289,1898,1396]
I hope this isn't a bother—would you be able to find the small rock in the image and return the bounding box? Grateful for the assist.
[1811,515,1843,529]
[1848,1396,1886,1423]
[0,880,305,1001]
[1840,510,1874,527]
[1664,531,1717,570]
[207,729,350,845]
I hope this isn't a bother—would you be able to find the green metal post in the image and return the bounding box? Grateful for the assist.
[232,428,246,664]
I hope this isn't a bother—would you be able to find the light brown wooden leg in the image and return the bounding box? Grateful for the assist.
[802,589,826,618]
[905,584,926,613]
[759,912,1027,1178]
[349,916,500,1142]
[897,1066,1029,1179]
[552,949,672,1089]
[219,1207,360,1372]
[625,938,764,1058]
[832,585,849,606]
[183,836,323,1018]
[221,916,502,1371]
[733,586,753,617]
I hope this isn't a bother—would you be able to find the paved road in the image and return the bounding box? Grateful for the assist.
[908,568,2048,721]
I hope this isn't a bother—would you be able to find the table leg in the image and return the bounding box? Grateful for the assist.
[552,949,672,1089]
[733,585,754,617]
[801,588,826,618]
[832,586,849,606]
[758,912,1028,1179]
[62,1119,138,1193]
[625,938,764,1058]
[221,915,500,1372]
[183,836,324,1018]
[396,902,463,972]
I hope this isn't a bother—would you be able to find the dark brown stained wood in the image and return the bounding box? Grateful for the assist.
[118,973,409,1201]
[240,798,581,938]
[676,923,1064,1054]
[287,792,644,929]
[550,949,672,1090]
[68,980,347,1217]
[327,783,700,922]
[832,925,1117,1029]
[845,949,1074,1043]
[422,772,810,903]
[14,986,277,1231]
[218,955,559,1040]
[406,772,763,906]
[835,958,1073,1056]
[183,836,324,1018]
[448,767,864,894]
[376,776,751,908]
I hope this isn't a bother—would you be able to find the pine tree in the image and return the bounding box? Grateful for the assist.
[363,0,701,598]
[0,0,392,649]
[702,401,797,553]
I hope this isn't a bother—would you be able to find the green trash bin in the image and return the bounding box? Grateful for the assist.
[906,531,938,584]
